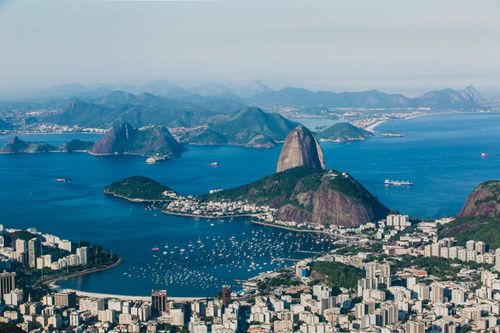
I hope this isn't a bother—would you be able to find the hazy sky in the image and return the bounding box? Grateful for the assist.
[1,0,500,97]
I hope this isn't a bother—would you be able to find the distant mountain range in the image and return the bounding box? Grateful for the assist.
[40,84,492,129]
[11,80,496,110]
[1,82,497,144]
[248,85,487,110]
[44,91,298,148]
[184,108,298,148]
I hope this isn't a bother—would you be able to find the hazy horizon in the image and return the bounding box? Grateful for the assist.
[1,0,500,98]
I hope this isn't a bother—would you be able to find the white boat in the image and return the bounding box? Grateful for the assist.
[384,179,414,186]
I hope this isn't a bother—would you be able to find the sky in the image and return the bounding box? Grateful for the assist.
[1,0,500,97]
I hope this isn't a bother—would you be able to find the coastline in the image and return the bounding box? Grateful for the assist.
[162,210,259,219]
[250,219,328,234]
[50,289,210,303]
[364,120,388,132]
[104,191,171,203]
[44,257,211,302]
[365,110,500,132]
[41,257,124,289]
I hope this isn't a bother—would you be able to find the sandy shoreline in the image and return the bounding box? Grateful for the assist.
[51,288,210,302]
[162,210,258,219]
[364,110,500,132]
[46,258,210,302]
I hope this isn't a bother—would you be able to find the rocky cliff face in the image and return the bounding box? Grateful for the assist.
[276,126,325,173]
[206,167,389,227]
[274,170,388,226]
[91,122,185,158]
[439,180,500,247]
[457,181,500,218]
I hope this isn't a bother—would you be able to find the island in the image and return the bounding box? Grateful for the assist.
[316,122,373,142]
[104,176,178,202]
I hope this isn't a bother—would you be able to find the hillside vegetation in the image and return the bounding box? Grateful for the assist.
[311,261,365,290]
[104,176,174,201]
[204,166,389,227]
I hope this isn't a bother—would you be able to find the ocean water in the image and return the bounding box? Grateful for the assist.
[0,112,499,296]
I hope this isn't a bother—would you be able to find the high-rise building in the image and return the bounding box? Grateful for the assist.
[221,285,231,307]
[151,289,168,316]
[15,239,28,264]
[0,270,16,299]
[386,214,410,230]
[466,240,476,252]
[431,283,445,304]
[476,241,488,254]
[28,238,42,268]
[15,239,27,253]
[76,247,88,266]
[406,320,425,333]
[54,291,77,308]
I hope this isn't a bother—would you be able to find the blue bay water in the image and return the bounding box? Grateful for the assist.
[0,112,499,296]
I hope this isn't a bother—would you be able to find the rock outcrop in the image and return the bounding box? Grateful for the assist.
[90,122,185,158]
[205,166,389,227]
[457,180,500,218]
[276,126,325,173]
[440,180,500,247]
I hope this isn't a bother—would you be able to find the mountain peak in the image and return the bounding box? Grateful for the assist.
[276,126,326,173]
[463,85,485,104]
[91,122,185,157]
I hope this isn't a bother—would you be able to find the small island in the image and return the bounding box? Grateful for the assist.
[104,175,178,202]
[316,122,373,142]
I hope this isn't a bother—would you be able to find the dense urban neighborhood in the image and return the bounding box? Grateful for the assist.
[0,212,499,332]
